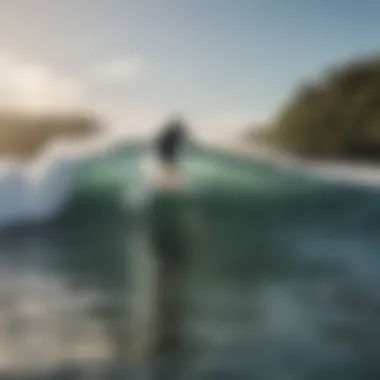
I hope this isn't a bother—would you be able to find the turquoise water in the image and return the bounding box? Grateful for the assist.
[1,142,380,378]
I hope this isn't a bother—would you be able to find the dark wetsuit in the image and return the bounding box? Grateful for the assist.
[156,122,186,164]
[148,121,188,362]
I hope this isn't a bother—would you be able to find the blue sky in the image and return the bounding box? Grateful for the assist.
[0,0,379,136]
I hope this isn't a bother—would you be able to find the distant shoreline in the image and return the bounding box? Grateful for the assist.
[200,135,380,187]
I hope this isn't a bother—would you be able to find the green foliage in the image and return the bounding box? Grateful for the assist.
[269,54,380,160]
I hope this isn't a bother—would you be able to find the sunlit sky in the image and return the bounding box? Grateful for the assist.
[0,0,379,137]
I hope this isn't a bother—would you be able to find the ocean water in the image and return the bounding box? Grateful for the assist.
[0,142,380,379]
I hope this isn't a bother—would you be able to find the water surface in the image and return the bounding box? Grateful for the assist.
[1,142,380,379]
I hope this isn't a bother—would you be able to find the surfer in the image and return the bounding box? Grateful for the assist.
[146,117,189,376]
[155,116,187,166]
[128,117,190,377]
[153,117,188,188]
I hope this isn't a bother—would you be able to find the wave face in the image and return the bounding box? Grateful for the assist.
[0,140,380,377]
[72,142,380,377]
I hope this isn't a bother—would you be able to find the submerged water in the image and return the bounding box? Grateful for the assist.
[0,142,380,379]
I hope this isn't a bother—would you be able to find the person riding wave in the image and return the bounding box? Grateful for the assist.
[154,116,188,187]
[155,116,187,165]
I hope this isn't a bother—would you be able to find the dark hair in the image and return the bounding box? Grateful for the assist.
[156,119,186,164]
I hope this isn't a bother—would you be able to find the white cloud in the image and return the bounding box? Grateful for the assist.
[192,112,268,142]
[87,58,144,85]
[0,52,157,138]
[0,53,87,112]
[95,109,268,143]
[0,53,146,116]
[87,104,268,142]
[91,100,169,138]
[0,51,266,143]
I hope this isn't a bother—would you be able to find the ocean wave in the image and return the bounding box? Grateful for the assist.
[0,131,133,228]
[0,128,378,229]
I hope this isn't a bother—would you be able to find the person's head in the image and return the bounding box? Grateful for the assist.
[156,115,188,164]
[163,115,187,133]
